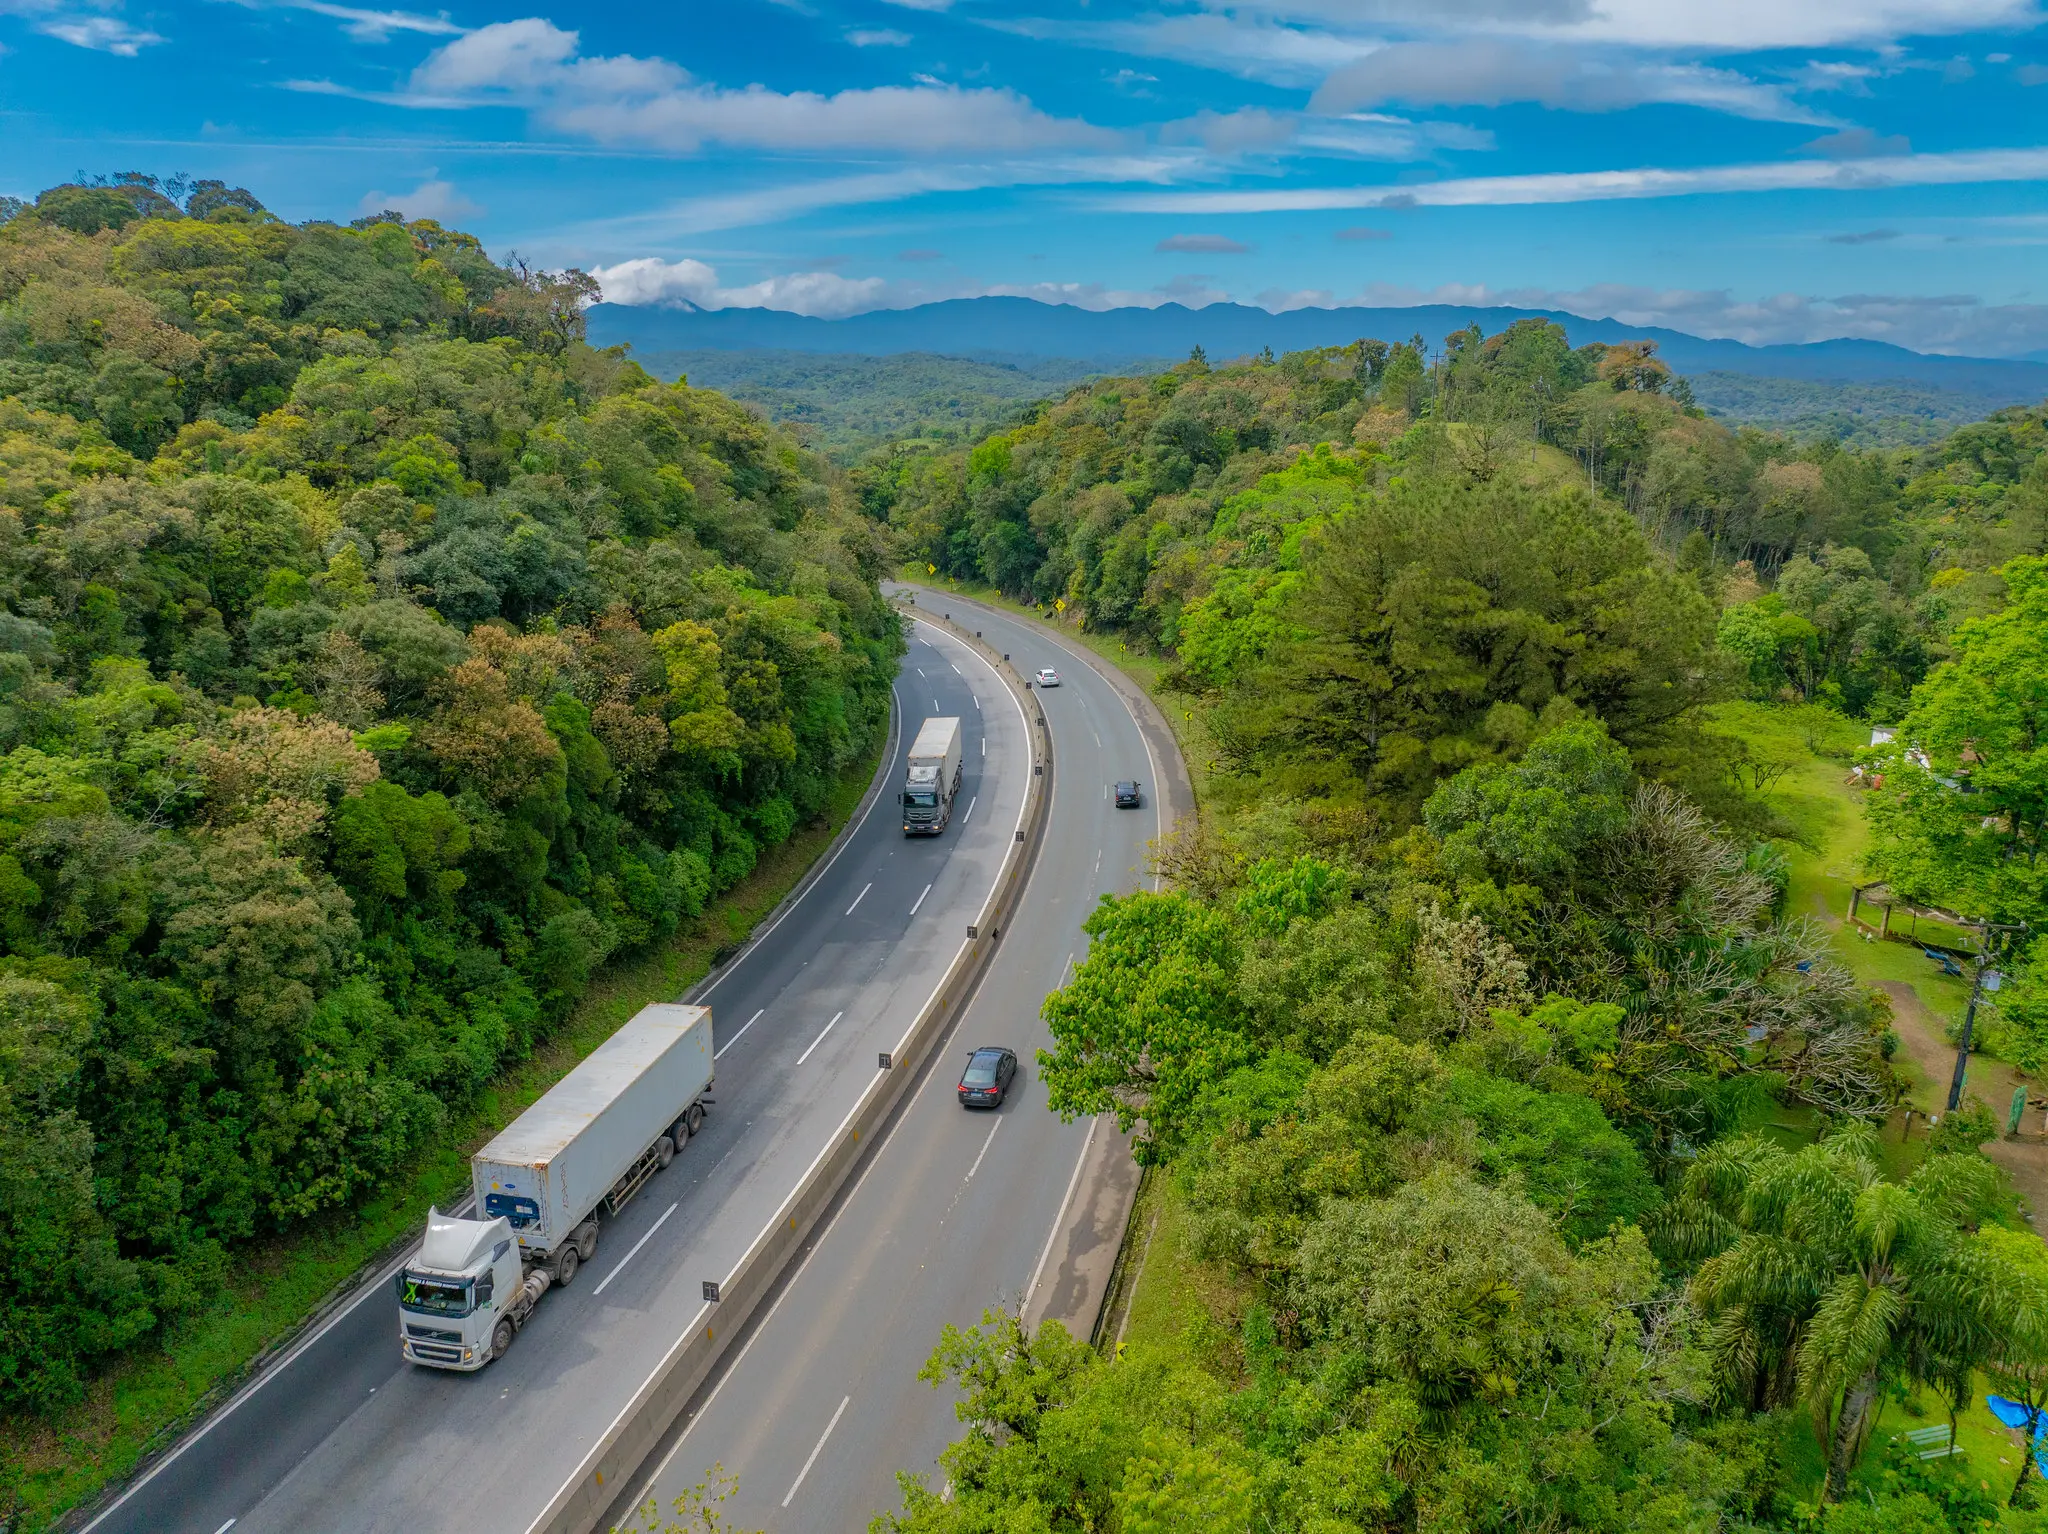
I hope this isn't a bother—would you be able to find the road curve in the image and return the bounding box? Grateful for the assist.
[78,621,1026,1534]
[610,589,1168,1532]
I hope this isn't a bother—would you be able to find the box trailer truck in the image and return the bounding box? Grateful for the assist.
[902,716,964,836]
[396,1003,713,1370]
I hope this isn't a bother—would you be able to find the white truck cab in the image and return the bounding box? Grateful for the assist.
[396,1208,537,1371]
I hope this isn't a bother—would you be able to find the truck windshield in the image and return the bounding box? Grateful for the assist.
[396,1271,473,1317]
[905,790,937,808]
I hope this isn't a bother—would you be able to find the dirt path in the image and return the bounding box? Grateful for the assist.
[1881,980,2048,1227]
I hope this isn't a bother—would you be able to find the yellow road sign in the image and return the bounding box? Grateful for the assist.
[926,563,936,575]
[1054,598,1066,612]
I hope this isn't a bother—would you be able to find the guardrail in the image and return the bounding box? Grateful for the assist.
[526,605,1053,1534]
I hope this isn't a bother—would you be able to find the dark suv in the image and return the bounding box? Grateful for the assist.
[957,1046,1017,1107]
[1114,780,1142,808]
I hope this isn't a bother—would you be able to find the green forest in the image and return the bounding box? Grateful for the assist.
[859,332,2048,1530]
[13,170,2048,1534]
[0,176,900,1420]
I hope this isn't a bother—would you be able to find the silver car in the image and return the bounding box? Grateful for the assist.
[1035,667,1060,687]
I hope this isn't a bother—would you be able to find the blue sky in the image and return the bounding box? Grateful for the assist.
[4,0,2048,354]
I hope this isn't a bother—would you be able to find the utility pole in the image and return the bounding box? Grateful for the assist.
[1948,921,2024,1112]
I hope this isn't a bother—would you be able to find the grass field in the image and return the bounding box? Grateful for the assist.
[1,737,884,1533]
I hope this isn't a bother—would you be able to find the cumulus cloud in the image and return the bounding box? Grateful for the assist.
[403,19,1118,155]
[1310,38,1830,122]
[1257,287,1337,311]
[358,177,482,221]
[589,256,889,318]
[1157,233,1252,253]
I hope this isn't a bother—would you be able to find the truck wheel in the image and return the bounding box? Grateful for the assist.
[684,1103,705,1137]
[576,1223,599,1262]
[492,1318,515,1360]
[655,1135,675,1169]
[555,1246,579,1286]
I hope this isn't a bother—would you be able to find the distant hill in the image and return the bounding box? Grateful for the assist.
[1685,372,2026,448]
[589,296,2048,404]
[639,349,1150,459]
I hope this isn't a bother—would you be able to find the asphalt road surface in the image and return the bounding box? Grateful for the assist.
[612,593,1162,1533]
[81,618,1029,1534]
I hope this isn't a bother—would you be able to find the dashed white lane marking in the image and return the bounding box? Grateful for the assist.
[782,1395,851,1508]
[796,1011,844,1066]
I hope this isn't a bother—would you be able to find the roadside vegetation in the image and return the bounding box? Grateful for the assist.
[873,328,2048,1531]
[0,174,901,1526]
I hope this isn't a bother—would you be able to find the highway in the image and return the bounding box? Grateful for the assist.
[608,591,1164,1533]
[80,616,1032,1534]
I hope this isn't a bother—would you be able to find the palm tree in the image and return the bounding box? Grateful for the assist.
[1667,1127,2007,1501]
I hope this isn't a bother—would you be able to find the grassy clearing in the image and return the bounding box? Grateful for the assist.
[2,740,883,1534]
[1103,1169,1254,1387]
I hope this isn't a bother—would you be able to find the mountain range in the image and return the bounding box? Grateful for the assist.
[588,297,2048,402]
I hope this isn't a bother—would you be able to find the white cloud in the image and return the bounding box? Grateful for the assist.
[589,256,890,317]
[1110,144,2048,213]
[1257,287,1337,310]
[1310,39,1834,123]
[984,13,1375,88]
[10,6,162,52]
[402,19,1117,155]
[259,0,463,40]
[359,177,482,221]
[846,27,910,46]
[1208,0,2038,52]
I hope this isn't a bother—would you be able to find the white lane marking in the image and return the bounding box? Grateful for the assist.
[636,1092,900,1499]
[782,1395,851,1508]
[911,882,932,916]
[933,696,940,711]
[966,1120,1001,1180]
[1093,852,1101,877]
[593,1202,678,1296]
[1026,1119,1099,1308]
[846,882,872,916]
[950,663,961,675]
[963,795,977,823]
[796,1011,844,1065]
[213,1522,237,1534]
[713,1009,764,1060]
[973,696,980,711]
[916,667,924,677]
[697,684,903,1000]
[1094,731,1101,747]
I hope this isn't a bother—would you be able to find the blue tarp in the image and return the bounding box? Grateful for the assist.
[1986,1395,2048,1476]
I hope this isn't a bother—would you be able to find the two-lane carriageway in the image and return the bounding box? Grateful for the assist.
[83,618,1028,1534]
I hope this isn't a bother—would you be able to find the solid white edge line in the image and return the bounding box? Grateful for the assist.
[635,1079,902,1495]
[593,1202,679,1296]
[782,1394,852,1507]
[910,882,932,916]
[845,881,872,916]
[963,795,977,824]
[966,1119,1001,1181]
[712,1009,764,1061]
[796,1011,844,1066]
[74,1183,469,1534]
[538,613,1027,1530]
[697,681,904,1001]
[1026,1119,1099,1307]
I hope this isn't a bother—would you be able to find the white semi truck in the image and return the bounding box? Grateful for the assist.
[396,1003,714,1371]
[902,716,964,836]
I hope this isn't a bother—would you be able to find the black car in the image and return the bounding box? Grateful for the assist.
[1114,780,1142,808]
[958,1046,1017,1107]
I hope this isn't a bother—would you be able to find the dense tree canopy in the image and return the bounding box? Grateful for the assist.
[0,177,900,1412]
